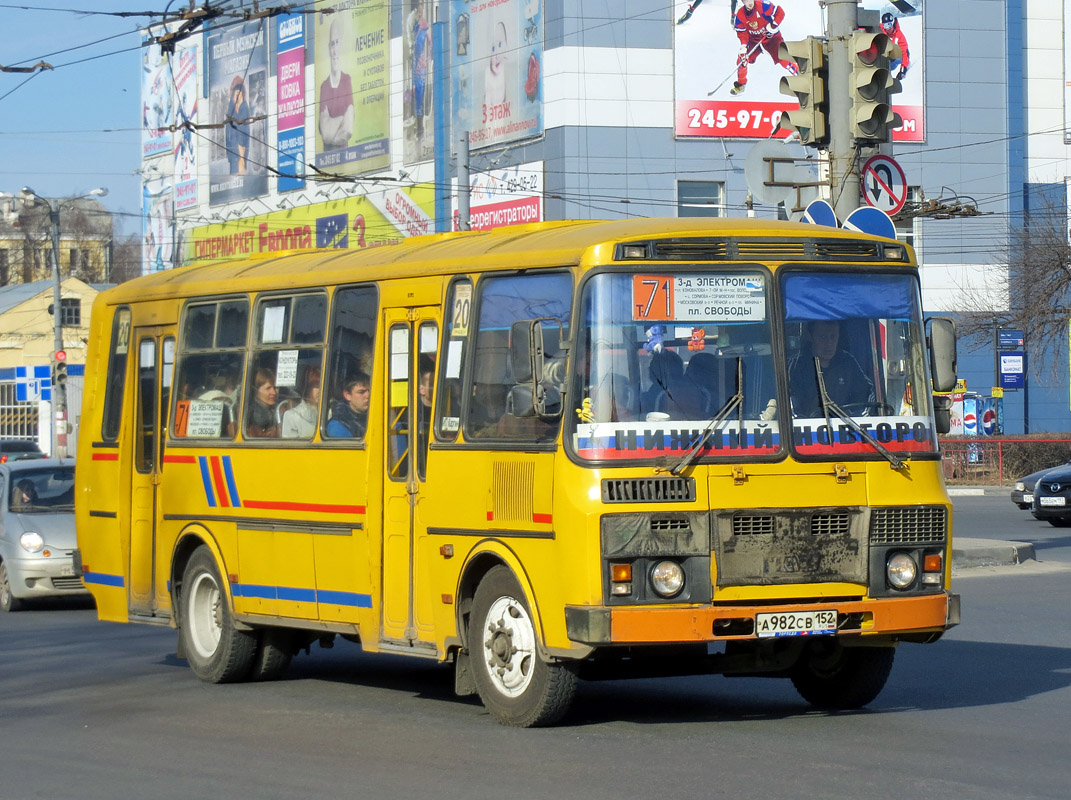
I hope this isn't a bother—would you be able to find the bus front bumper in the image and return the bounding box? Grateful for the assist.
[565,592,959,646]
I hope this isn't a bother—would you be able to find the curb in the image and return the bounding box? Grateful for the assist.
[952,537,1036,569]
[948,487,986,497]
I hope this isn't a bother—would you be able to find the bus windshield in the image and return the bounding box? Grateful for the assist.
[568,270,780,463]
[782,270,937,459]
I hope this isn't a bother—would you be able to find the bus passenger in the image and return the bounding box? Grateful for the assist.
[247,367,280,438]
[325,372,370,439]
[282,366,321,439]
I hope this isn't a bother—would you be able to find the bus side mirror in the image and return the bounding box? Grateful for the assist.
[926,317,957,393]
[933,394,952,434]
[509,319,541,384]
[509,318,564,419]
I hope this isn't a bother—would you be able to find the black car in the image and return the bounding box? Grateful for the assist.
[0,440,44,464]
[1011,462,1071,509]
[1031,464,1071,526]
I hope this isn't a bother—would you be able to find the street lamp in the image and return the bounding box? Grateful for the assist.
[18,186,107,459]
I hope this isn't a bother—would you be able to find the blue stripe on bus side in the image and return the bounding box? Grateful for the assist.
[231,584,372,608]
[222,456,241,508]
[83,571,125,587]
[198,457,216,507]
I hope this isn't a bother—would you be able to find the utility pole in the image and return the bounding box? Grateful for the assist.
[457,134,471,231]
[826,0,860,219]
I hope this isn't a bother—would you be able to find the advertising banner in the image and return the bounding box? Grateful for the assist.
[276,13,307,192]
[143,176,173,274]
[673,0,925,142]
[172,43,199,210]
[207,20,269,205]
[454,161,543,231]
[185,185,435,264]
[313,0,390,175]
[450,0,543,150]
[403,0,435,164]
[142,41,173,159]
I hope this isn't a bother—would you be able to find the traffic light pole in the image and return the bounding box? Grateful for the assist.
[46,200,67,460]
[826,0,861,220]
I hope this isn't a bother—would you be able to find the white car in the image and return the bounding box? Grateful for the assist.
[0,459,87,611]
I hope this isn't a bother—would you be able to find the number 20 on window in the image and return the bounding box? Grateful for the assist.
[632,275,674,321]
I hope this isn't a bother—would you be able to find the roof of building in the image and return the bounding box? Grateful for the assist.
[0,279,96,316]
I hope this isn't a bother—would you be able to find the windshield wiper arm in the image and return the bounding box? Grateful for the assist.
[813,357,905,470]
[668,358,744,476]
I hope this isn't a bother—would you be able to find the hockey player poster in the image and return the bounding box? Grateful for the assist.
[674,1,925,143]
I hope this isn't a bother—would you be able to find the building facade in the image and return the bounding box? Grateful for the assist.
[142,1,1067,432]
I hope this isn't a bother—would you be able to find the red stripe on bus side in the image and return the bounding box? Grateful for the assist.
[209,456,230,508]
[243,500,366,515]
[487,511,494,521]
[533,513,553,524]
[91,453,119,461]
[163,455,197,464]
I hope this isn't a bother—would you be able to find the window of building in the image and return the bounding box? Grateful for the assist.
[895,186,921,250]
[60,298,81,327]
[0,250,9,285]
[677,181,726,218]
[69,248,90,274]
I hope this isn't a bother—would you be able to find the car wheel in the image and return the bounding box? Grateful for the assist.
[790,641,895,709]
[179,546,256,683]
[469,565,578,727]
[0,560,23,612]
[1048,518,1071,528]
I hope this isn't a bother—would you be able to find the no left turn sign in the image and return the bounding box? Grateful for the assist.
[861,154,907,215]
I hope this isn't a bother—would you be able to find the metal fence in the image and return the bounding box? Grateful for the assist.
[0,374,84,455]
[940,437,1071,485]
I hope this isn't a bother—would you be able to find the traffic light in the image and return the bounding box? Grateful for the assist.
[777,37,828,147]
[850,30,903,143]
[52,350,67,388]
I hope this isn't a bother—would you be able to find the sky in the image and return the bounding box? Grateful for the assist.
[0,2,173,236]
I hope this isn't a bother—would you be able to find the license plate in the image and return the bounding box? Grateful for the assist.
[60,565,75,576]
[755,610,837,638]
[1040,496,1066,507]
[1023,494,1034,503]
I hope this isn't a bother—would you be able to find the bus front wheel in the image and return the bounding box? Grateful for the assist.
[180,546,256,683]
[469,566,577,727]
[790,640,895,710]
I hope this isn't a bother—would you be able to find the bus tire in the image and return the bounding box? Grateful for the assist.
[790,640,895,710]
[0,561,23,612]
[249,629,294,682]
[179,546,256,683]
[469,565,577,727]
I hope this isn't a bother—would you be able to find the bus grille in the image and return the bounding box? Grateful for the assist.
[869,506,947,544]
[601,477,695,503]
[732,514,775,536]
[618,238,896,263]
[812,512,851,537]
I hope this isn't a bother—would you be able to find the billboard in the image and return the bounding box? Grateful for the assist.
[454,161,543,231]
[185,185,435,265]
[142,42,173,159]
[143,176,173,274]
[451,0,543,150]
[402,0,435,164]
[673,0,925,142]
[313,0,390,175]
[207,20,269,205]
[276,13,307,192]
[172,43,199,210]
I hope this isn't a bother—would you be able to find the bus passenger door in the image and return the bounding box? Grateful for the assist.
[127,327,175,617]
[381,309,438,647]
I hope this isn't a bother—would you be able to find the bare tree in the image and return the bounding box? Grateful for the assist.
[954,204,1069,381]
[109,234,143,284]
[7,196,114,285]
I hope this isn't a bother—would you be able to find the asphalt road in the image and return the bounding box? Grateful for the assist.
[2,493,1069,800]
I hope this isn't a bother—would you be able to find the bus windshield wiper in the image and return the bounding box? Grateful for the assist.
[813,357,905,470]
[668,358,743,476]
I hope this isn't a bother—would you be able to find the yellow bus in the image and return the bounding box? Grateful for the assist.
[75,218,959,727]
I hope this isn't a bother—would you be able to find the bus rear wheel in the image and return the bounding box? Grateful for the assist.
[180,546,256,683]
[469,566,577,727]
[249,629,295,681]
[790,640,895,710]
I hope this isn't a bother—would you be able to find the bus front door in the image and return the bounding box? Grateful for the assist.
[127,327,174,617]
[381,309,438,648]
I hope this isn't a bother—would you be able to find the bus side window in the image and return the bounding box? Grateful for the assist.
[101,307,131,441]
[435,278,471,442]
[323,285,377,442]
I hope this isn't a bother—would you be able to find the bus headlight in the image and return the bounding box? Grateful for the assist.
[650,560,685,598]
[886,553,917,589]
[20,531,45,554]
